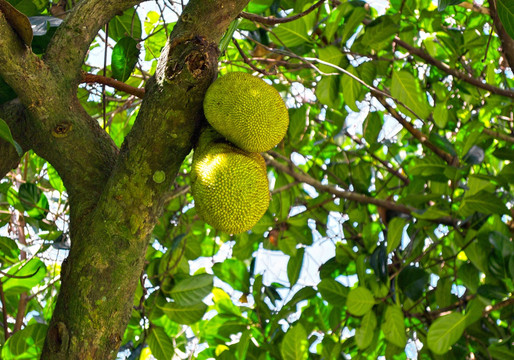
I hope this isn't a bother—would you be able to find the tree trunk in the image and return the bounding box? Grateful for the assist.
[0,0,250,358]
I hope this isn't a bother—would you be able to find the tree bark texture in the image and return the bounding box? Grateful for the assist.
[0,0,250,358]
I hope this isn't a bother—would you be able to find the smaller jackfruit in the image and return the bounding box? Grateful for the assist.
[203,72,289,153]
[191,128,270,234]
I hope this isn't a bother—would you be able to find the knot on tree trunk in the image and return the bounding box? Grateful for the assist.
[47,321,69,354]
[163,36,219,84]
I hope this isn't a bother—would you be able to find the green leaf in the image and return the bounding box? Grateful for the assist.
[212,259,250,293]
[488,343,514,360]
[169,273,213,306]
[159,301,207,324]
[272,17,311,47]
[391,70,430,120]
[316,76,341,109]
[464,298,485,326]
[2,258,46,294]
[387,217,407,253]
[111,37,140,82]
[381,305,407,348]
[287,247,304,286]
[5,0,46,17]
[147,326,174,360]
[0,236,19,266]
[47,163,65,192]
[0,118,22,156]
[412,207,451,220]
[246,0,273,13]
[220,19,241,53]
[346,286,375,316]
[108,8,142,42]
[287,105,307,145]
[355,310,377,349]
[280,323,309,360]
[341,7,367,44]
[434,100,449,128]
[361,15,399,50]
[27,192,49,220]
[427,312,466,355]
[1,323,47,359]
[458,263,479,293]
[398,266,428,301]
[317,278,348,305]
[496,0,514,40]
[318,45,345,73]
[363,112,383,144]
[459,190,509,217]
[18,182,41,211]
[437,0,464,12]
[341,66,361,112]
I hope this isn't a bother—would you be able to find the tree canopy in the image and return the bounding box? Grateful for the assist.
[0,0,514,359]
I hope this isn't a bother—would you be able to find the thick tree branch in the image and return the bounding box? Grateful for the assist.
[0,14,118,219]
[239,0,325,25]
[81,73,145,99]
[489,0,514,69]
[393,37,514,99]
[41,1,251,358]
[44,0,145,83]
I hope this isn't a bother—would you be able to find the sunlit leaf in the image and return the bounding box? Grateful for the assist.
[159,301,207,324]
[427,312,466,355]
[111,37,140,82]
[391,70,430,120]
[387,217,407,253]
[1,323,47,359]
[147,326,174,360]
[109,8,142,41]
[317,278,348,305]
[0,118,22,156]
[355,310,377,349]
[346,286,375,316]
[169,273,213,306]
[381,305,407,348]
[212,259,250,293]
[280,323,308,360]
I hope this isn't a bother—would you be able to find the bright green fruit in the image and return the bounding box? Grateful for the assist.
[203,72,289,153]
[191,128,270,234]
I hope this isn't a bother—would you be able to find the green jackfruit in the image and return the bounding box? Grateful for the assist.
[203,72,289,153]
[191,128,270,234]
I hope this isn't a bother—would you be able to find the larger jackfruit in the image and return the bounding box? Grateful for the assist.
[203,72,289,153]
[191,128,270,234]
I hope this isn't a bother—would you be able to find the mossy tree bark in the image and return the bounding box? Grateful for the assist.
[0,0,250,358]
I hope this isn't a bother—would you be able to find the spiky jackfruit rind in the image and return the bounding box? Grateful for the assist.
[203,72,289,153]
[191,139,270,234]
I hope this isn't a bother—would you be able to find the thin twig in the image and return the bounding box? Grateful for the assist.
[264,153,457,226]
[232,39,271,75]
[373,92,457,165]
[82,73,145,99]
[345,131,410,185]
[393,37,514,99]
